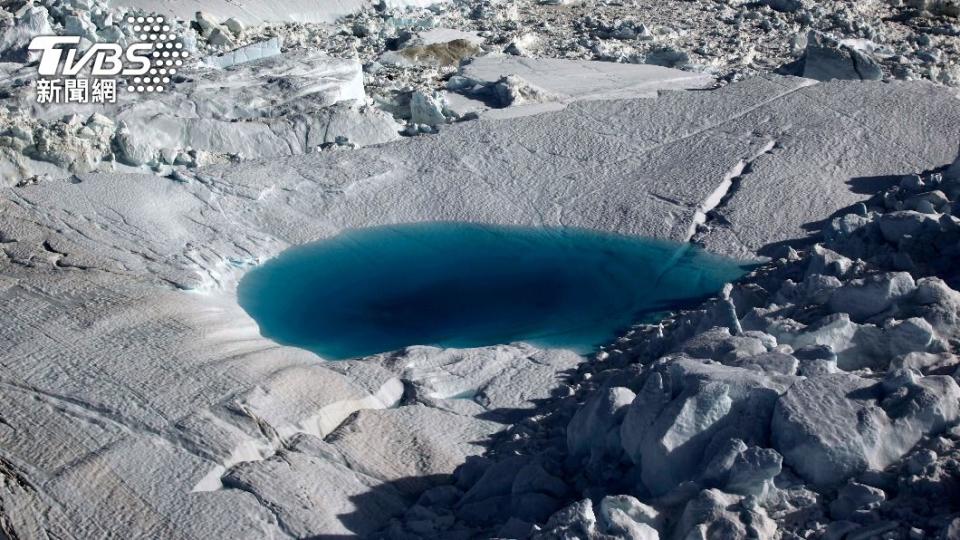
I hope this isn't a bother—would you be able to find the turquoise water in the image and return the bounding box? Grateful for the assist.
[237,223,750,360]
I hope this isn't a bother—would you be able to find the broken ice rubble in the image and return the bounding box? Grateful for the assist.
[381,156,960,538]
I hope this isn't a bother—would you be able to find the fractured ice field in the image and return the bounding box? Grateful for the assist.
[109,0,410,25]
[2,70,960,539]
[6,0,960,534]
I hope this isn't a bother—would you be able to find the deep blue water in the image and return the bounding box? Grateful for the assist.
[237,223,750,360]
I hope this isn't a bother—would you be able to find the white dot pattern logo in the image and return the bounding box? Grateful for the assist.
[125,15,188,93]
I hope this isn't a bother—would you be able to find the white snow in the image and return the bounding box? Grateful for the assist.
[451,56,714,118]
[2,76,960,537]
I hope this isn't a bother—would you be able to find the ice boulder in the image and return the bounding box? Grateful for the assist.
[900,277,960,340]
[620,357,794,495]
[886,317,939,357]
[878,210,940,243]
[510,460,570,521]
[306,103,402,149]
[829,481,886,520]
[677,327,770,363]
[674,489,777,540]
[793,345,841,376]
[903,190,950,214]
[597,495,661,540]
[535,496,660,540]
[534,499,597,539]
[802,31,883,81]
[567,386,636,458]
[410,90,449,126]
[700,438,749,487]
[827,272,916,322]
[794,273,845,305]
[724,446,783,498]
[0,6,53,60]
[726,351,798,376]
[777,313,887,371]
[455,456,570,525]
[806,244,855,279]
[889,351,959,373]
[773,374,882,487]
[772,371,960,487]
[699,439,782,498]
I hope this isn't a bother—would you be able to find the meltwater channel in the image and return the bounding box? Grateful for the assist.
[237,223,752,360]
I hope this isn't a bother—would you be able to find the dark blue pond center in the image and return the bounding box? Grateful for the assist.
[237,223,750,360]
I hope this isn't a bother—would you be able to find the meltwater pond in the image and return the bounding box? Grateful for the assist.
[238,223,751,360]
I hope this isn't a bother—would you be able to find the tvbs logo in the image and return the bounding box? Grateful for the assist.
[28,15,187,104]
[29,36,152,77]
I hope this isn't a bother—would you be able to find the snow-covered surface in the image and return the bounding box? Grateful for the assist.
[5,0,960,536]
[1,75,960,537]
[167,75,959,261]
[462,55,713,101]
[449,56,714,118]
